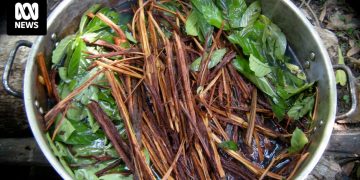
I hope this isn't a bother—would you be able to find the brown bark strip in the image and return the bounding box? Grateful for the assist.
[51,105,70,140]
[83,38,123,51]
[50,69,60,102]
[44,70,102,122]
[95,60,143,79]
[208,105,287,138]
[200,99,229,141]
[179,101,211,158]
[198,25,224,87]
[174,32,196,124]
[286,153,310,180]
[207,125,225,178]
[199,70,222,98]
[37,52,53,97]
[148,13,181,129]
[87,101,134,172]
[227,64,251,99]
[194,142,211,180]
[96,12,127,40]
[254,131,264,162]
[131,0,152,40]
[138,0,151,57]
[212,133,283,180]
[259,153,292,180]
[148,12,158,57]
[161,140,185,180]
[221,158,254,180]
[207,51,236,81]
[230,106,272,114]
[190,149,206,180]
[86,49,143,59]
[245,89,257,146]
[157,13,181,34]
[142,135,168,176]
[95,159,123,177]
[153,4,177,15]
[105,71,155,180]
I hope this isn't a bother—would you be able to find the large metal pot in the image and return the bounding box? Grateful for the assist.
[2,0,358,179]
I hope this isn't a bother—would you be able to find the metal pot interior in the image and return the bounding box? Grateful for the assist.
[23,0,336,179]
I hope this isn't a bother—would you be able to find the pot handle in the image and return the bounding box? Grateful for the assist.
[2,40,32,98]
[333,64,358,120]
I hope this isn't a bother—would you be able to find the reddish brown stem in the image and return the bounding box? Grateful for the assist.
[87,101,134,172]
[37,52,53,97]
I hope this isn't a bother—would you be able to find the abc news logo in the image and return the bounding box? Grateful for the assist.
[15,3,39,28]
[7,0,47,35]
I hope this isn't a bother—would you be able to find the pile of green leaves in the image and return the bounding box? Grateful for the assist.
[186,0,315,153]
[49,5,137,179]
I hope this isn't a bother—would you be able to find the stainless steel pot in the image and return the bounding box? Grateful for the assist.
[2,0,358,179]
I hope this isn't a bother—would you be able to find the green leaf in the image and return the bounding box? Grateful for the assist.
[284,82,314,95]
[79,85,99,105]
[209,48,227,69]
[190,48,227,71]
[79,4,102,34]
[232,57,277,98]
[74,160,130,180]
[227,22,265,60]
[46,133,75,178]
[54,115,75,142]
[57,120,105,145]
[288,128,309,154]
[239,1,261,27]
[261,16,287,60]
[191,0,229,29]
[99,174,133,180]
[216,0,247,28]
[276,82,314,100]
[86,107,100,133]
[191,56,204,72]
[125,31,137,43]
[59,82,71,100]
[85,7,120,33]
[270,98,287,121]
[81,32,99,43]
[72,140,118,158]
[188,9,214,45]
[58,67,69,82]
[249,54,271,77]
[287,94,315,121]
[218,140,238,151]
[85,30,116,44]
[186,10,200,36]
[336,47,346,86]
[66,102,86,121]
[68,38,87,78]
[143,148,151,165]
[55,141,95,165]
[156,1,181,17]
[52,35,75,64]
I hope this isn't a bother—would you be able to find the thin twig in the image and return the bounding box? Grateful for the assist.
[245,89,257,146]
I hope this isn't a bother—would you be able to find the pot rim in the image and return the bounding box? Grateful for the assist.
[24,0,74,179]
[23,0,337,179]
[276,1,336,178]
